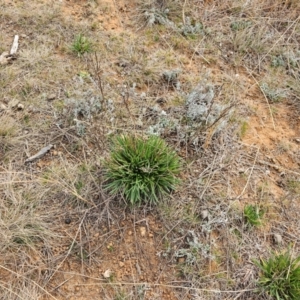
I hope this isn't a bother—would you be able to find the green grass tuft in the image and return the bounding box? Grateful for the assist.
[255,250,300,300]
[104,135,181,205]
[71,34,92,57]
[244,204,264,227]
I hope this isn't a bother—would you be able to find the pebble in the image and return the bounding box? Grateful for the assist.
[273,233,283,245]
[17,103,24,110]
[140,227,146,237]
[178,257,185,264]
[103,269,112,278]
[47,94,56,101]
[107,242,113,249]
[64,218,71,224]
[201,210,209,221]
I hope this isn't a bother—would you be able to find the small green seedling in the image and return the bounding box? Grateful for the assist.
[244,204,264,227]
[71,34,92,56]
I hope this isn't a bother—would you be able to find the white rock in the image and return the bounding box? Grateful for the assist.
[103,269,112,278]
[201,210,209,221]
[17,103,24,110]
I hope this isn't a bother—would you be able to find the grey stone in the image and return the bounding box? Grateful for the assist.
[273,233,283,245]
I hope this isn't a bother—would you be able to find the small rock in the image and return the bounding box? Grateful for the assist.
[103,269,112,278]
[178,257,185,264]
[119,262,125,267]
[200,210,209,221]
[17,103,24,110]
[64,218,71,224]
[47,94,56,101]
[52,150,58,156]
[107,242,113,249]
[274,166,281,172]
[273,233,283,245]
[139,227,146,237]
[128,230,132,236]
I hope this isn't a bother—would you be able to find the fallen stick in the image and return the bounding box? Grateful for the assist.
[25,144,54,163]
[10,35,19,55]
[258,159,300,176]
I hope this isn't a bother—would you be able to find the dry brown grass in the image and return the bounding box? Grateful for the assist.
[0,114,18,137]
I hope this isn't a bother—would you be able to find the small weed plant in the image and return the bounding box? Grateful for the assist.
[71,34,92,56]
[260,82,287,103]
[244,204,264,227]
[105,135,180,205]
[255,250,300,300]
